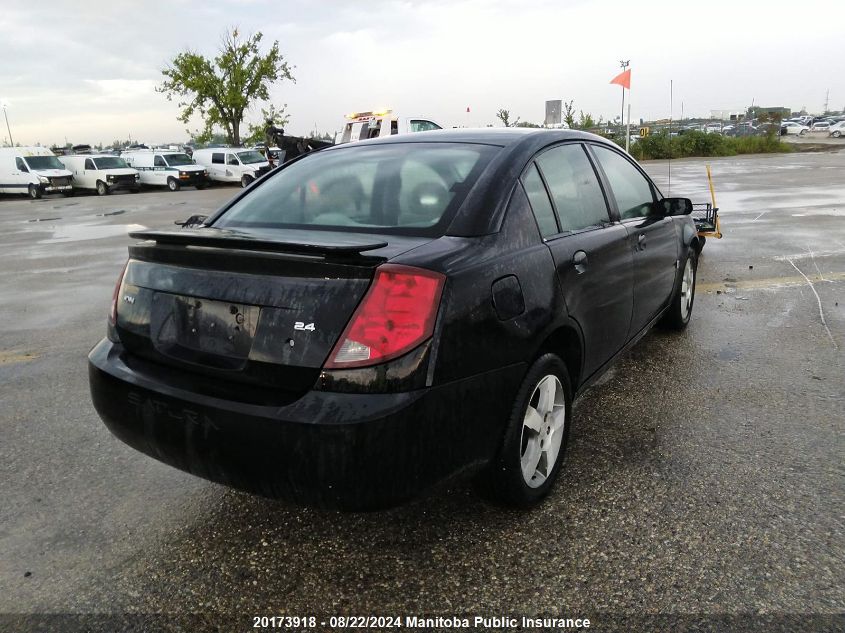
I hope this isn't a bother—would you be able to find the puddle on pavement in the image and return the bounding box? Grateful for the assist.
[28,217,63,223]
[38,223,147,244]
[96,210,126,217]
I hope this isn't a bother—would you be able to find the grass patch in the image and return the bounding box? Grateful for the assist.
[610,130,793,160]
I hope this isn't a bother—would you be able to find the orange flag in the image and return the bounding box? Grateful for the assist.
[610,68,631,89]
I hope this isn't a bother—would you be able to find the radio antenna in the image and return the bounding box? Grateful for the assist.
[668,80,673,196]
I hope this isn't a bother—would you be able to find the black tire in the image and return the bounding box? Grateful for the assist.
[28,185,42,200]
[196,182,209,190]
[659,248,698,331]
[130,188,141,194]
[96,181,109,196]
[799,129,806,136]
[167,177,180,192]
[476,353,573,507]
[240,175,253,188]
[833,131,841,138]
[62,190,75,197]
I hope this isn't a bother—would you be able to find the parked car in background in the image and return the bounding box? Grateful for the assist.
[703,123,722,134]
[780,121,809,135]
[89,128,702,510]
[0,146,74,199]
[121,150,208,191]
[811,121,831,132]
[59,154,140,195]
[829,121,845,138]
[192,147,271,188]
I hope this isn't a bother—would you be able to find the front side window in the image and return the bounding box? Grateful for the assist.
[153,155,166,167]
[410,120,442,133]
[227,154,239,165]
[15,157,28,172]
[214,143,498,236]
[536,144,610,232]
[85,159,96,170]
[591,146,655,219]
[521,163,558,238]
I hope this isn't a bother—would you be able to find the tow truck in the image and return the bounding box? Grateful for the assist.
[338,110,443,144]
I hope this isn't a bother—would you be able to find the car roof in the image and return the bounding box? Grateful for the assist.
[341,126,604,148]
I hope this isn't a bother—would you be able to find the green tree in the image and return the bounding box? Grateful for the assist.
[495,108,519,127]
[562,100,576,129]
[577,111,596,130]
[244,103,290,145]
[158,27,295,146]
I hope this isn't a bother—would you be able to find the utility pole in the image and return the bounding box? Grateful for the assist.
[823,89,829,114]
[2,104,13,147]
[619,59,630,131]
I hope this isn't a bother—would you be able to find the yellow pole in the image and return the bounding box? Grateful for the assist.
[705,165,722,238]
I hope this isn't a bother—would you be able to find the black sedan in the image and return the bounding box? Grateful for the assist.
[88,129,700,510]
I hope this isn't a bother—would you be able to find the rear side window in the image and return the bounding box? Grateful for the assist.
[536,144,610,231]
[410,120,442,132]
[521,163,558,238]
[214,143,499,237]
[212,153,224,164]
[591,146,655,219]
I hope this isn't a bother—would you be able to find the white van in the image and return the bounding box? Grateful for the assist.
[58,154,140,195]
[192,147,270,187]
[338,110,443,144]
[0,147,74,199]
[120,150,208,191]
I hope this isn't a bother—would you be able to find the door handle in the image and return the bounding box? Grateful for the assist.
[637,234,646,250]
[573,250,588,273]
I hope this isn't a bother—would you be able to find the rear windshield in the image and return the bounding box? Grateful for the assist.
[93,157,129,169]
[237,150,266,164]
[214,143,498,236]
[24,156,65,170]
[163,153,194,166]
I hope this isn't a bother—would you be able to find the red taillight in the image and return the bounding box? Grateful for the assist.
[325,264,445,369]
[108,261,128,326]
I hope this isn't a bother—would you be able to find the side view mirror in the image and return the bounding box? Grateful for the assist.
[659,197,693,216]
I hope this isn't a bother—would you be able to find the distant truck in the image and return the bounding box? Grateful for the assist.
[58,154,140,195]
[338,110,443,144]
[0,146,74,199]
[192,147,271,188]
[121,150,208,191]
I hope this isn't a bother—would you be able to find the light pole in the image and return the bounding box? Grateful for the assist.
[618,59,630,131]
[2,104,13,147]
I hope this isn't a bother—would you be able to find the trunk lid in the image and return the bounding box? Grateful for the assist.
[114,227,430,402]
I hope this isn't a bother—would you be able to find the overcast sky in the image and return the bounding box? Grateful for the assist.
[1,0,843,146]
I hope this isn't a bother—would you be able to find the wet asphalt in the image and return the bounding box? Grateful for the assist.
[0,151,843,629]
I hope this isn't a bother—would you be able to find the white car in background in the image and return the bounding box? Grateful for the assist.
[192,148,271,188]
[810,121,831,132]
[780,121,809,135]
[829,121,845,138]
[59,154,140,195]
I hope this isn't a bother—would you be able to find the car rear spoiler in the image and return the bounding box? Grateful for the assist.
[129,229,389,260]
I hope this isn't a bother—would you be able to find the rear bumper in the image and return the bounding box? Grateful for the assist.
[88,339,522,509]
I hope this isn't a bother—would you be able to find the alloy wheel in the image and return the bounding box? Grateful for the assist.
[520,374,566,488]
